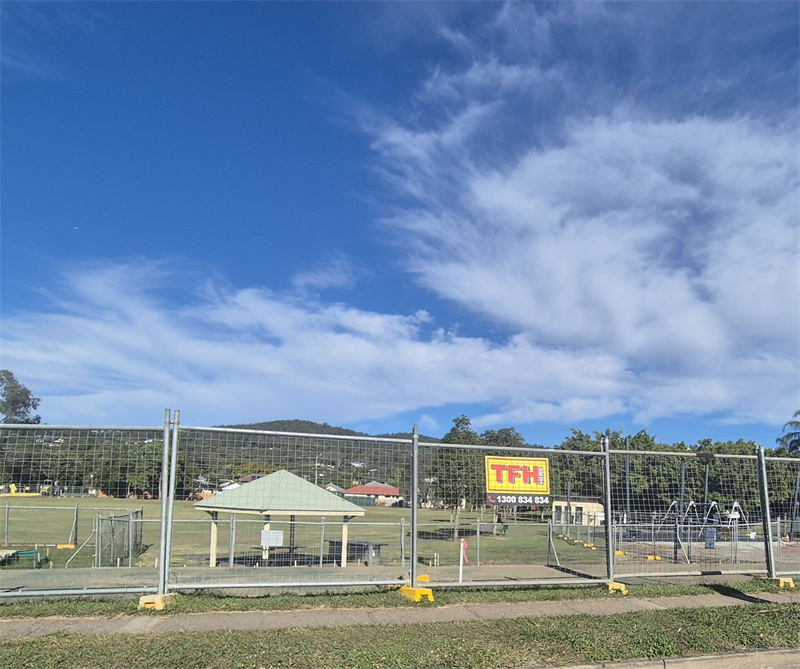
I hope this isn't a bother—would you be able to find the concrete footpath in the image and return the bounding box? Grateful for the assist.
[1,590,799,668]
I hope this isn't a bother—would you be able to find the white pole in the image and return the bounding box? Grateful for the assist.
[459,538,467,583]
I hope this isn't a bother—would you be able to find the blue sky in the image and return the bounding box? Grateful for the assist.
[1,1,798,447]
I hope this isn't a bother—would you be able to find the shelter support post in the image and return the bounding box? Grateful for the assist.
[262,516,271,562]
[341,518,349,567]
[209,512,218,567]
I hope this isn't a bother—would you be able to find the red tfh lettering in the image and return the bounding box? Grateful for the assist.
[490,464,544,485]
[490,464,506,483]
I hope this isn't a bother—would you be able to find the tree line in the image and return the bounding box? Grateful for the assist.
[1,370,798,523]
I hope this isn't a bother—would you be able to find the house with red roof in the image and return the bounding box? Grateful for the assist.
[343,480,404,507]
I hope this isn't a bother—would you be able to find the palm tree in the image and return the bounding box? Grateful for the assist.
[777,410,800,452]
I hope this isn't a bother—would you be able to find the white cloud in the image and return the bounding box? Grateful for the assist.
[290,254,359,294]
[4,250,793,432]
[2,260,641,427]
[377,114,798,373]
[355,8,799,430]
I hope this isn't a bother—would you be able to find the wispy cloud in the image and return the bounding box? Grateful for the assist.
[1,3,109,81]
[291,254,360,294]
[2,244,795,432]
[358,3,800,427]
[2,260,635,428]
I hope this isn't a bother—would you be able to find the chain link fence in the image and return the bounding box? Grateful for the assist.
[1,414,799,598]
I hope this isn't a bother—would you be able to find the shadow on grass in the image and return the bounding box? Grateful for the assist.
[706,584,773,604]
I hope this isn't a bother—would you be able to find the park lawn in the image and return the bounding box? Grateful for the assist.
[1,603,799,669]
[3,497,578,570]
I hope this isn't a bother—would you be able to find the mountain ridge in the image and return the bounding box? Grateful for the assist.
[218,418,441,442]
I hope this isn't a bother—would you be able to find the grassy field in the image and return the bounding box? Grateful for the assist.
[2,497,601,573]
[1,602,798,669]
[3,496,777,589]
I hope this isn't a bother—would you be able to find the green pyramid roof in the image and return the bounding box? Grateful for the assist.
[195,469,365,517]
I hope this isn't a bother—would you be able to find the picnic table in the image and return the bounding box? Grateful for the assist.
[326,540,387,566]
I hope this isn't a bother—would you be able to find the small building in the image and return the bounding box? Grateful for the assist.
[324,483,345,495]
[238,473,267,484]
[552,498,605,526]
[343,481,403,507]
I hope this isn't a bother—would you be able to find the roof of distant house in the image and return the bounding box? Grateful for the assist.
[344,481,401,496]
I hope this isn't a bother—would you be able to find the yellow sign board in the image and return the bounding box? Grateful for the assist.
[485,456,550,506]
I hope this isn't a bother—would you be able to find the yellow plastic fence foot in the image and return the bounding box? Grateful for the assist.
[416,574,430,583]
[399,586,434,602]
[615,551,628,556]
[138,594,177,611]
[771,577,795,589]
[608,582,628,595]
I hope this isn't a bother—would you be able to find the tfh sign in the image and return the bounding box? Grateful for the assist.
[488,462,545,486]
[484,456,551,507]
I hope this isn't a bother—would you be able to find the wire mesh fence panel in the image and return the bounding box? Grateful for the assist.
[765,456,800,576]
[0,425,166,596]
[609,451,767,577]
[168,427,412,590]
[96,509,144,567]
[545,449,608,580]
[416,443,608,585]
[3,505,82,547]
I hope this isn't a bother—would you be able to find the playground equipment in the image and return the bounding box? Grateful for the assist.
[616,498,760,567]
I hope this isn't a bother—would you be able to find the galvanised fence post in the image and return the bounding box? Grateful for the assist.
[157,409,172,595]
[410,424,419,586]
[164,409,181,592]
[756,445,777,579]
[602,435,615,582]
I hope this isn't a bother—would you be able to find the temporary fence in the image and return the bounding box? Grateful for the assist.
[165,422,412,592]
[1,410,798,599]
[764,455,800,577]
[414,441,608,587]
[607,448,767,578]
[96,509,144,568]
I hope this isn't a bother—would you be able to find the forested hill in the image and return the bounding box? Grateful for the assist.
[218,419,440,442]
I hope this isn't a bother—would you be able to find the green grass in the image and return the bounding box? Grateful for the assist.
[1,498,592,570]
[0,578,786,619]
[1,603,798,668]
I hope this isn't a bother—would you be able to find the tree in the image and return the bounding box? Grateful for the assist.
[0,370,41,424]
[444,415,482,445]
[777,410,800,453]
[481,427,526,449]
[435,415,485,539]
